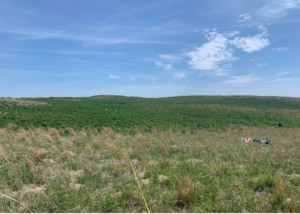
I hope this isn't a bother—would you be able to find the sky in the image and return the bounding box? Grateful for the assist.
[1,0,300,98]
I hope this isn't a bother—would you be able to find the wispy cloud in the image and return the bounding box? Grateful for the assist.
[109,75,119,79]
[130,77,135,80]
[236,13,252,22]
[256,0,300,19]
[257,63,267,66]
[271,47,289,51]
[276,72,290,75]
[173,72,185,79]
[155,61,172,70]
[263,78,295,83]
[0,26,176,45]
[155,54,181,70]
[12,48,121,55]
[223,74,263,86]
[158,54,180,62]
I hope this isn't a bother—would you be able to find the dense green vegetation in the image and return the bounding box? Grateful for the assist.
[1,95,300,132]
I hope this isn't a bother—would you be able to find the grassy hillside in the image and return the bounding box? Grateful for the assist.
[0,126,299,212]
[1,95,300,133]
[1,95,300,212]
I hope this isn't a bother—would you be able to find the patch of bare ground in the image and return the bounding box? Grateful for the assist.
[42,159,56,164]
[158,175,168,183]
[0,98,50,106]
[187,159,203,163]
[13,184,46,196]
[64,151,76,156]
[141,179,150,185]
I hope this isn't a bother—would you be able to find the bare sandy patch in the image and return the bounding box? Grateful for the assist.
[141,179,150,185]
[0,98,49,106]
[158,175,168,183]
[64,151,76,156]
[43,159,56,164]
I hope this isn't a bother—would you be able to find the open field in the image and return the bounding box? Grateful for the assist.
[1,126,300,212]
[1,96,300,133]
[1,95,300,212]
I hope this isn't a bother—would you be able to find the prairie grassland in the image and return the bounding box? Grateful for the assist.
[1,126,300,212]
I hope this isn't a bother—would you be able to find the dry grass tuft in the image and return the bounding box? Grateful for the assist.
[69,128,76,137]
[53,129,60,141]
[24,156,35,168]
[86,143,93,155]
[29,147,42,162]
[139,133,147,144]
[45,134,53,143]
[113,145,120,156]
[35,128,43,135]
[158,141,165,153]
[112,159,119,173]
[103,127,114,138]
[274,175,286,205]
[176,178,184,203]
[28,129,34,137]
[187,178,195,202]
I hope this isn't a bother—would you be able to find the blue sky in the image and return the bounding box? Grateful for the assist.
[1,0,300,98]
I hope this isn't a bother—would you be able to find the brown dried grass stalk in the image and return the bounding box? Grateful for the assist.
[29,147,42,162]
[69,128,76,137]
[45,134,53,143]
[28,129,34,137]
[176,178,184,202]
[139,134,147,143]
[86,143,93,155]
[113,145,120,155]
[274,176,286,204]
[53,129,60,141]
[187,178,195,201]
[113,159,119,173]
[10,163,18,182]
[103,127,114,138]
[24,156,35,168]
[158,141,165,152]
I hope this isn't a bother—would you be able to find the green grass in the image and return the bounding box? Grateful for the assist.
[1,126,300,212]
[1,95,300,132]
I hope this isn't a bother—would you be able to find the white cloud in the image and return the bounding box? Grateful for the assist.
[257,63,267,66]
[222,63,232,68]
[264,78,295,83]
[155,61,172,70]
[109,75,119,79]
[159,54,180,62]
[223,74,263,86]
[155,54,181,70]
[256,0,300,19]
[276,72,290,75]
[173,72,185,79]
[186,32,237,74]
[237,13,252,22]
[130,77,135,80]
[229,26,270,53]
[272,47,289,51]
